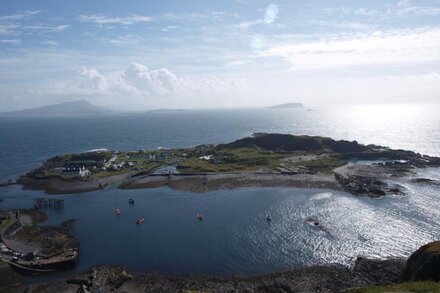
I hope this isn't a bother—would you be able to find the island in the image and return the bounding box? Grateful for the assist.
[16,133,440,198]
[0,100,112,117]
[268,103,304,109]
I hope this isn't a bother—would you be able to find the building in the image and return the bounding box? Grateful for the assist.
[62,165,91,177]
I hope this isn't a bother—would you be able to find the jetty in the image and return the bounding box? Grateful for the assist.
[33,198,64,209]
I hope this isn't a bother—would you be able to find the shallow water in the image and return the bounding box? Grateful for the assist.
[1,171,439,277]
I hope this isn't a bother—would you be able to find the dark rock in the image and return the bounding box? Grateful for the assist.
[403,241,440,281]
[353,257,406,285]
[217,133,369,153]
[411,178,440,186]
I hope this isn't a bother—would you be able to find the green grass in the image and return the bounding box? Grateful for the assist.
[177,148,289,173]
[93,169,128,178]
[291,157,345,173]
[350,282,440,293]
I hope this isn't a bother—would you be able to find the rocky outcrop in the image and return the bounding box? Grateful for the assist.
[353,257,406,285]
[403,241,440,282]
[14,257,410,293]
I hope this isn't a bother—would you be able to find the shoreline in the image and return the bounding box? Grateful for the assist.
[11,257,408,292]
[120,172,343,193]
[13,172,344,195]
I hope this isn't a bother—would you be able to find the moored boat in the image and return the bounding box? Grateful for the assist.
[7,249,79,275]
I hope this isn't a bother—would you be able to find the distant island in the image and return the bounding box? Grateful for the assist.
[0,100,112,117]
[13,133,440,198]
[268,103,304,109]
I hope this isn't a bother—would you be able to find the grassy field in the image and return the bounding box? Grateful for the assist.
[290,156,346,173]
[350,282,440,293]
[178,148,288,173]
[177,147,345,173]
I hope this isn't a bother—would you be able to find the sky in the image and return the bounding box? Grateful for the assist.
[0,0,439,111]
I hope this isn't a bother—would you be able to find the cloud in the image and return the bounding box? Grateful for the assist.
[162,25,178,32]
[80,67,107,91]
[237,4,279,31]
[79,62,243,97]
[55,25,70,31]
[0,10,42,21]
[0,24,19,35]
[0,11,69,36]
[354,0,440,17]
[77,14,153,25]
[0,39,21,45]
[41,40,59,46]
[261,27,440,71]
[264,4,279,24]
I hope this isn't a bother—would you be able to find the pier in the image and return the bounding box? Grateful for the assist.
[33,198,64,209]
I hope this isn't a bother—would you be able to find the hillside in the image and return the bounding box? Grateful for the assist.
[268,103,304,109]
[0,100,112,117]
[217,133,369,153]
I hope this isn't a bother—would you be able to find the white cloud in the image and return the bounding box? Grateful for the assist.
[55,25,70,31]
[79,62,243,98]
[77,14,153,26]
[162,25,178,32]
[0,10,42,21]
[261,27,440,71]
[41,40,59,46]
[237,20,263,31]
[0,39,21,45]
[237,4,279,31]
[80,67,108,91]
[264,4,279,24]
[354,0,440,17]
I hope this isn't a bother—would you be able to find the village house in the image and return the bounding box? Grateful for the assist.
[62,165,91,177]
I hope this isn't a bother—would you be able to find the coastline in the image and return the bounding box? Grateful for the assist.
[120,172,343,193]
[10,257,407,292]
[17,172,133,194]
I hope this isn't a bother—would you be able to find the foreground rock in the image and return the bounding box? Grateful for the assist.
[403,241,440,282]
[14,258,406,293]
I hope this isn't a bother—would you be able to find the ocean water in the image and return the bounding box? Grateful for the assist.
[0,104,439,277]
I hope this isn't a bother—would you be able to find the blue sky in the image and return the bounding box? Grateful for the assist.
[0,0,439,111]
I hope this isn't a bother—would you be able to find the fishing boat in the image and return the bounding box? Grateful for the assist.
[115,208,121,215]
[128,198,135,204]
[197,213,203,220]
[136,218,144,224]
[7,249,79,274]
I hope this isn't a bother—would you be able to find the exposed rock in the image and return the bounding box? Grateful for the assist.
[410,178,440,186]
[403,241,440,282]
[353,257,406,285]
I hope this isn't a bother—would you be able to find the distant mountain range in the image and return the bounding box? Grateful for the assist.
[268,103,304,109]
[0,100,112,117]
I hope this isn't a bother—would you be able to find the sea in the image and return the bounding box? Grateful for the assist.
[0,104,439,278]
